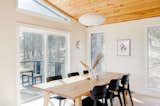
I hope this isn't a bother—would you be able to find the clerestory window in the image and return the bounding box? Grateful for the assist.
[17,0,71,22]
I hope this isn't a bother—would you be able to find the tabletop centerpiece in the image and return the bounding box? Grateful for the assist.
[80,53,104,80]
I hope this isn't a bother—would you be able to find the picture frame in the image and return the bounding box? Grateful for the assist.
[117,39,131,56]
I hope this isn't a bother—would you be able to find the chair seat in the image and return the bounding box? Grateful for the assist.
[119,86,127,91]
[50,96,66,100]
[82,97,103,106]
[105,90,111,98]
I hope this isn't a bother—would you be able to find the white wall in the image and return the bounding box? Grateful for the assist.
[0,0,17,106]
[0,3,87,105]
[87,17,160,96]
[16,9,87,105]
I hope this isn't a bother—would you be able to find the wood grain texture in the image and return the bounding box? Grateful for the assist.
[44,0,160,24]
[35,72,124,106]
[106,7,160,24]
[41,72,123,98]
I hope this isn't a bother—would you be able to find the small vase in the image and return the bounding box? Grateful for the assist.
[94,74,99,80]
[89,69,99,80]
[87,69,92,80]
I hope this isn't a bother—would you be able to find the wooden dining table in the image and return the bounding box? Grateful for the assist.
[34,72,124,106]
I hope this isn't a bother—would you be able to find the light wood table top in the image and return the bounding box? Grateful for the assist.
[35,75,87,90]
[47,72,123,99]
[34,72,124,106]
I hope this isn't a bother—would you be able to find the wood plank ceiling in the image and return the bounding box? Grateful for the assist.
[45,0,160,25]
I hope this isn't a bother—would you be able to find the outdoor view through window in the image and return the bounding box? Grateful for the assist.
[18,27,68,104]
[148,26,160,89]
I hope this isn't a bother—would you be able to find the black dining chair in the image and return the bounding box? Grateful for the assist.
[47,75,66,106]
[105,79,123,106]
[83,70,89,74]
[90,84,107,106]
[67,72,80,77]
[47,75,62,82]
[119,74,134,106]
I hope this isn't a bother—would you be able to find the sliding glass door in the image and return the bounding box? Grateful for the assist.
[19,31,45,84]
[17,26,69,104]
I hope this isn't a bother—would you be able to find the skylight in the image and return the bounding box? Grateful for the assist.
[17,0,71,22]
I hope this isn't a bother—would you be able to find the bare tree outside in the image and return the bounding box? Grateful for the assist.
[19,30,67,103]
[148,26,160,89]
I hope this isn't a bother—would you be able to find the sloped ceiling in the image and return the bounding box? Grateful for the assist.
[45,0,160,24]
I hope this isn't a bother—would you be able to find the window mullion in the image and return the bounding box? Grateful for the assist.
[43,33,48,82]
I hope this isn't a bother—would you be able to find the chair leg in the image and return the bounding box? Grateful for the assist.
[118,92,123,106]
[122,91,126,106]
[73,100,75,106]
[94,100,97,106]
[110,98,113,106]
[109,93,113,106]
[105,98,108,106]
[128,89,134,106]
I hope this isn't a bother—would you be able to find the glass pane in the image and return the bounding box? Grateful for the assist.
[17,0,70,21]
[18,27,69,105]
[91,33,104,72]
[47,35,66,77]
[19,32,44,76]
[19,32,44,60]
[148,26,160,89]
[19,32,44,103]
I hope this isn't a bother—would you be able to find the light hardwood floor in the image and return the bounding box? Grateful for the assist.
[114,93,160,106]
[22,93,160,106]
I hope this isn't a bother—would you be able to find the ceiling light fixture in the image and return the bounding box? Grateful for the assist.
[78,13,105,26]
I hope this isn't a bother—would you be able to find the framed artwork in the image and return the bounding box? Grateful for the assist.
[117,39,131,56]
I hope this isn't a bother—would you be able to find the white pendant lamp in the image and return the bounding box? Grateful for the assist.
[78,13,105,26]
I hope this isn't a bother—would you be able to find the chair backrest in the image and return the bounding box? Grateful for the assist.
[36,61,41,74]
[83,70,89,74]
[91,84,106,99]
[47,75,62,82]
[121,74,130,88]
[67,72,80,77]
[108,79,120,91]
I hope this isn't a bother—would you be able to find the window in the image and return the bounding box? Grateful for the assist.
[90,33,104,72]
[148,26,160,89]
[47,35,66,77]
[18,26,69,104]
[19,32,44,75]
[17,0,71,22]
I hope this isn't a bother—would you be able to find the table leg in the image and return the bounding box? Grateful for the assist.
[44,91,50,106]
[124,90,128,105]
[74,97,82,106]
